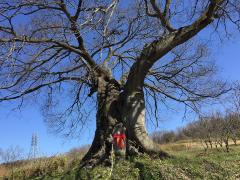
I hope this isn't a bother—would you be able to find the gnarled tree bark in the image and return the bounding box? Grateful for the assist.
[122,89,169,158]
[80,77,121,168]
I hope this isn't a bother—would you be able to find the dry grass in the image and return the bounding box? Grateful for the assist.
[161,139,240,153]
[0,146,88,179]
[0,165,9,178]
[161,140,203,152]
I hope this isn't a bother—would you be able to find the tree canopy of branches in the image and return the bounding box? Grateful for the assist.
[0,0,239,167]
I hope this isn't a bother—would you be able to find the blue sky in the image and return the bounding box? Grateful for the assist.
[0,30,240,159]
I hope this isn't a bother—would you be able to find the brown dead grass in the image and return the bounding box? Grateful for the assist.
[161,139,240,152]
[161,140,202,152]
[0,165,9,178]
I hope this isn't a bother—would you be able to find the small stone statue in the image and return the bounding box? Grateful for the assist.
[112,124,126,157]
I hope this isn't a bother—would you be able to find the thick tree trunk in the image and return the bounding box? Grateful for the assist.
[80,78,121,168]
[122,90,169,158]
[81,76,168,168]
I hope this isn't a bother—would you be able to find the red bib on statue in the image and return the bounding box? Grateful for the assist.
[113,134,126,149]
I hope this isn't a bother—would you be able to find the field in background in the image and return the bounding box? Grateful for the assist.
[0,140,240,179]
[161,139,240,153]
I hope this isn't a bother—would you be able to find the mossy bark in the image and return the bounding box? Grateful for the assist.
[80,78,121,168]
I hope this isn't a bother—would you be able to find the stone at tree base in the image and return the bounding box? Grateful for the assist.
[112,124,126,159]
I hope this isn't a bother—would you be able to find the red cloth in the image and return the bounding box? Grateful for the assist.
[113,134,126,149]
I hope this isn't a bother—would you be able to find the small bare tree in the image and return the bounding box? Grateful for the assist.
[152,131,175,144]
[0,146,23,179]
[225,112,240,146]
[209,113,224,148]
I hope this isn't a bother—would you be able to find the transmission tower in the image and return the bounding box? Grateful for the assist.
[28,133,39,159]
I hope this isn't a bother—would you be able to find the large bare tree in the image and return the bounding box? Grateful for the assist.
[0,0,239,167]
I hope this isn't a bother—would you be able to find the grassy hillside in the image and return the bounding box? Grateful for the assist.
[1,141,240,179]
